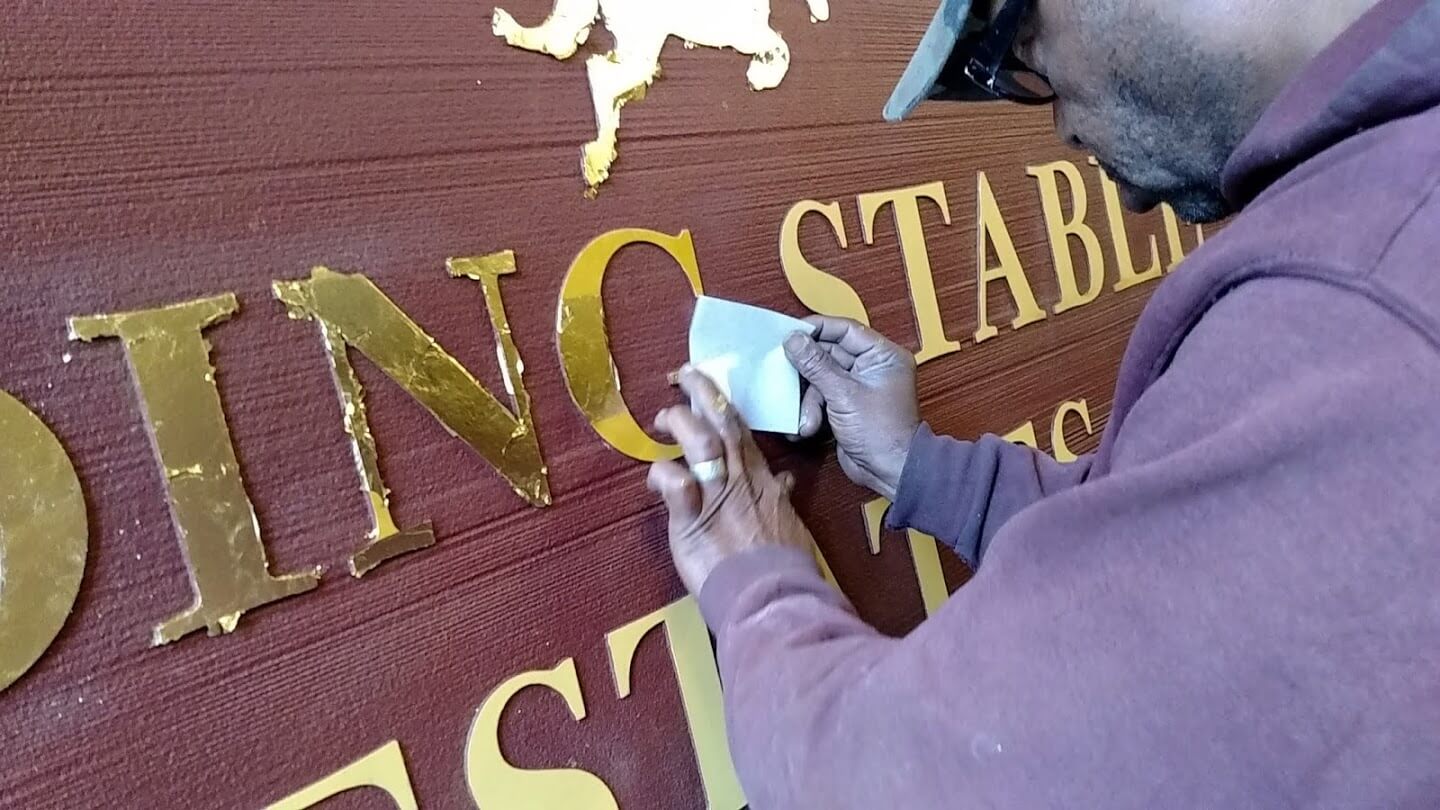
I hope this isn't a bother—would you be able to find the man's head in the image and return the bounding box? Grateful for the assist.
[890,0,1382,222]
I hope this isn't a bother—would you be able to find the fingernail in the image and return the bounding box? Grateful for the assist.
[784,332,808,352]
[666,369,682,386]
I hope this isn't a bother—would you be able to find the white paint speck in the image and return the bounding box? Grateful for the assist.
[62,353,72,363]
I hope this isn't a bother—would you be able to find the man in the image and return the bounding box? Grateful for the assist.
[647,0,1440,806]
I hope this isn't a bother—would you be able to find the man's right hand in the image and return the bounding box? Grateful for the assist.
[783,316,919,502]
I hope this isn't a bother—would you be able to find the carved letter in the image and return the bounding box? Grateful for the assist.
[780,200,870,324]
[1001,421,1040,449]
[265,741,418,810]
[1087,157,1165,292]
[607,597,744,810]
[857,182,961,365]
[308,322,437,577]
[812,541,842,590]
[70,296,320,645]
[974,172,1047,343]
[1160,204,1206,270]
[1027,160,1106,313]
[557,228,704,461]
[465,658,618,809]
[1050,399,1096,463]
[274,262,549,575]
[863,498,949,616]
[0,390,87,692]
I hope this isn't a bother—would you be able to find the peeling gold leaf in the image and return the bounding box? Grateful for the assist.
[0,390,87,692]
[69,295,320,645]
[274,260,549,575]
[492,0,831,191]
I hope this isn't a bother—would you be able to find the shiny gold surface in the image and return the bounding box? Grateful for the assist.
[779,199,870,325]
[974,172,1048,344]
[0,390,88,693]
[1089,157,1166,292]
[492,0,832,191]
[1028,161,1105,314]
[317,322,437,577]
[464,658,618,809]
[812,541,841,590]
[607,597,744,810]
[1002,420,1040,449]
[1161,205,1206,269]
[858,182,962,365]
[69,295,320,645]
[863,498,948,617]
[557,229,704,461]
[265,740,418,810]
[1051,399,1095,464]
[274,266,551,567]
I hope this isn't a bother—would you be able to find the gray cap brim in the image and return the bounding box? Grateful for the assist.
[883,0,977,122]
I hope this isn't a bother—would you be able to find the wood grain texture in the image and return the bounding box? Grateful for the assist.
[0,1,1196,806]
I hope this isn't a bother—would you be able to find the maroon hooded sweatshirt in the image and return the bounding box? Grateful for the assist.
[696,1,1440,807]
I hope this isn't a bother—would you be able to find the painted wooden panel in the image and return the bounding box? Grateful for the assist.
[0,0,1201,806]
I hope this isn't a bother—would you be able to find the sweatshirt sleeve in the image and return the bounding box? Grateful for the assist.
[697,546,960,810]
[882,424,1094,568]
[696,276,1440,810]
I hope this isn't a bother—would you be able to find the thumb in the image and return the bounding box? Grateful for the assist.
[785,332,848,392]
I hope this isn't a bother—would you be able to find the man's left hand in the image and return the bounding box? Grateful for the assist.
[649,367,818,596]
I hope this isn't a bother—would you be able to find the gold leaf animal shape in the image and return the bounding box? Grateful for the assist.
[493,0,832,193]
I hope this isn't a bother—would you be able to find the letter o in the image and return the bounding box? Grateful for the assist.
[0,390,87,693]
[556,228,704,461]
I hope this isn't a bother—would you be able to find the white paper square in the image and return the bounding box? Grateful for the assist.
[689,296,815,434]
